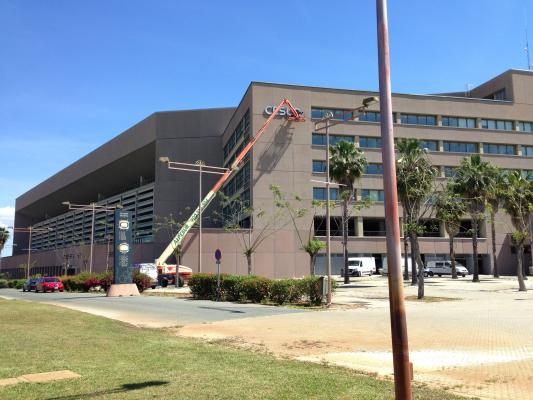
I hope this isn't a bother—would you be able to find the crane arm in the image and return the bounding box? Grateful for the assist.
[156,98,304,267]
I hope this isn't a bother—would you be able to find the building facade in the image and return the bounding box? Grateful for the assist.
[2,69,533,278]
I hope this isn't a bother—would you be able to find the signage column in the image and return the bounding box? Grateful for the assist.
[113,209,133,284]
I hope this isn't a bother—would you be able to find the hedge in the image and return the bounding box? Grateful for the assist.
[188,273,336,305]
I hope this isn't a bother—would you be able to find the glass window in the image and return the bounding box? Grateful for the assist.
[443,166,456,177]
[419,140,438,151]
[361,189,385,201]
[365,163,384,174]
[483,143,516,155]
[442,116,476,128]
[519,121,533,132]
[523,146,533,157]
[311,108,323,119]
[313,187,339,201]
[400,113,437,126]
[443,142,477,153]
[312,160,326,173]
[312,133,327,145]
[481,119,513,131]
[359,111,381,122]
[330,135,354,145]
[359,136,382,148]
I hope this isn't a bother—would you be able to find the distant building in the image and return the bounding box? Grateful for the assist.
[3,69,533,278]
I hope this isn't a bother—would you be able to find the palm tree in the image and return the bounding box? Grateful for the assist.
[436,185,466,279]
[501,171,532,291]
[396,138,437,299]
[486,168,505,278]
[452,155,495,282]
[329,140,367,284]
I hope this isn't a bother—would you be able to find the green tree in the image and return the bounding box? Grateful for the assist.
[435,185,466,279]
[396,139,437,299]
[501,171,533,292]
[486,168,505,278]
[0,227,9,258]
[452,155,496,282]
[219,185,294,275]
[329,140,367,285]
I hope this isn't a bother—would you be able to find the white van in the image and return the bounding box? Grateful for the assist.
[381,256,426,276]
[426,260,469,277]
[343,257,376,277]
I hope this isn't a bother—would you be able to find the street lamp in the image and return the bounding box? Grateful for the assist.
[62,201,122,273]
[314,96,379,305]
[8,226,52,278]
[159,157,228,275]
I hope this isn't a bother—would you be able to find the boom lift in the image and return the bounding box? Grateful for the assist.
[155,99,305,271]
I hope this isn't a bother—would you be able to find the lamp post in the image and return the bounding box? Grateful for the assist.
[8,226,52,278]
[314,96,379,305]
[62,202,121,274]
[159,157,228,276]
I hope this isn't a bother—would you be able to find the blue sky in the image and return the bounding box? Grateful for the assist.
[0,0,532,254]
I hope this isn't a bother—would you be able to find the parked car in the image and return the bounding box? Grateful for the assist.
[22,278,39,292]
[35,277,64,293]
[426,261,469,277]
[381,256,428,276]
[341,257,376,277]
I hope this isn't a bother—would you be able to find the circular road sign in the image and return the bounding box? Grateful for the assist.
[215,249,222,261]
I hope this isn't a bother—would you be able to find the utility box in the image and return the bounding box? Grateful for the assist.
[319,276,329,302]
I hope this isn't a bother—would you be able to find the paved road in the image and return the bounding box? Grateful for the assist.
[0,289,305,327]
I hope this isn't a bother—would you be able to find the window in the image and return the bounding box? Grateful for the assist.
[519,121,533,132]
[484,88,506,100]
[313,187,339,201]
[365,163,384,174]
[361,189,384,201]
[312,133,354,146]
[224,109,250,160]
[312,160,326,173]
[400,113,436,126]
[363,218,386,236]
[311,108,355,121]
[419,140,438,151]
[359,136,382,148]
[483,143,516,155]
[442,116,476,128]
[523,146,533,157]
[359,111,381,122]
[481,119,513,131]
[523,170,533,181]
[443,166,457,177]
[443,141,477,153]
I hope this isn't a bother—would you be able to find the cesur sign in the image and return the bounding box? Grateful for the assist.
[264,105,304,117]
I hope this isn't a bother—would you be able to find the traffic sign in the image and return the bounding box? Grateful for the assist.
[215,249,222,261]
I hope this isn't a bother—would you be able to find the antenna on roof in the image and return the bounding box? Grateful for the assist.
[525,2,531,70]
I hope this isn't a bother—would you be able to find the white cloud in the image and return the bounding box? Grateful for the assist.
[0,206,15,257]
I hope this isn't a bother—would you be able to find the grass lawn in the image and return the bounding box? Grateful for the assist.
[0,299,467,400]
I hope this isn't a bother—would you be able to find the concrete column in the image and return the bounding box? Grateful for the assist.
[440,221,448,238]
[437,115,443,127]
[438,140,444,152]
[517,145,523,156]
[515,121,521,132]
[440,166,446,178]
[476,118,483,129]
[479,142,484,154]
[395,112,402,124]
[479,219,487,238]
[356,216,364,237]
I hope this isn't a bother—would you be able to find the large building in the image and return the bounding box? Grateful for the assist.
[3,69,533,278]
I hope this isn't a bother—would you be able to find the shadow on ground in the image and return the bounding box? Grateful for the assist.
[45,380,169,399]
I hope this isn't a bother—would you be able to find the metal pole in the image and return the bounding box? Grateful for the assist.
[376,0,412,398]
[199,164,203,273]
[325,117,332,306]
[27,227,32,279]
[216,260,221,301]
[89,203,95,273]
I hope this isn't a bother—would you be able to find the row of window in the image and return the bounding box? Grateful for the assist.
[222,161,250,198]
[310,107,531,132]
[223,109,250,160]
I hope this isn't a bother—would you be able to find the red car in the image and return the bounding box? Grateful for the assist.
[35,277,64,293]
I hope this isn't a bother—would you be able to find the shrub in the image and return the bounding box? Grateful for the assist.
[269,279,305,305]
[98,272,113,291]
[241,276,272,303]
[188,273,218,300]
[7,279,26,290]
[0,279,8,289]
[221,275,246,302]
[132,271,152,293]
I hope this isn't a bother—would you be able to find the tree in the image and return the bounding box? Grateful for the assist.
[0,227,9,259]
[435,185,466,279]
[396,138,437,299]
[329,140,367,284]
[486,169,505,278]
[452,155,495,282]
[218,185,294,275]
[501,171,533,292]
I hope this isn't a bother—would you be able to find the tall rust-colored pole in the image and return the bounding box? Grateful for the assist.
[376,0,413,399]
